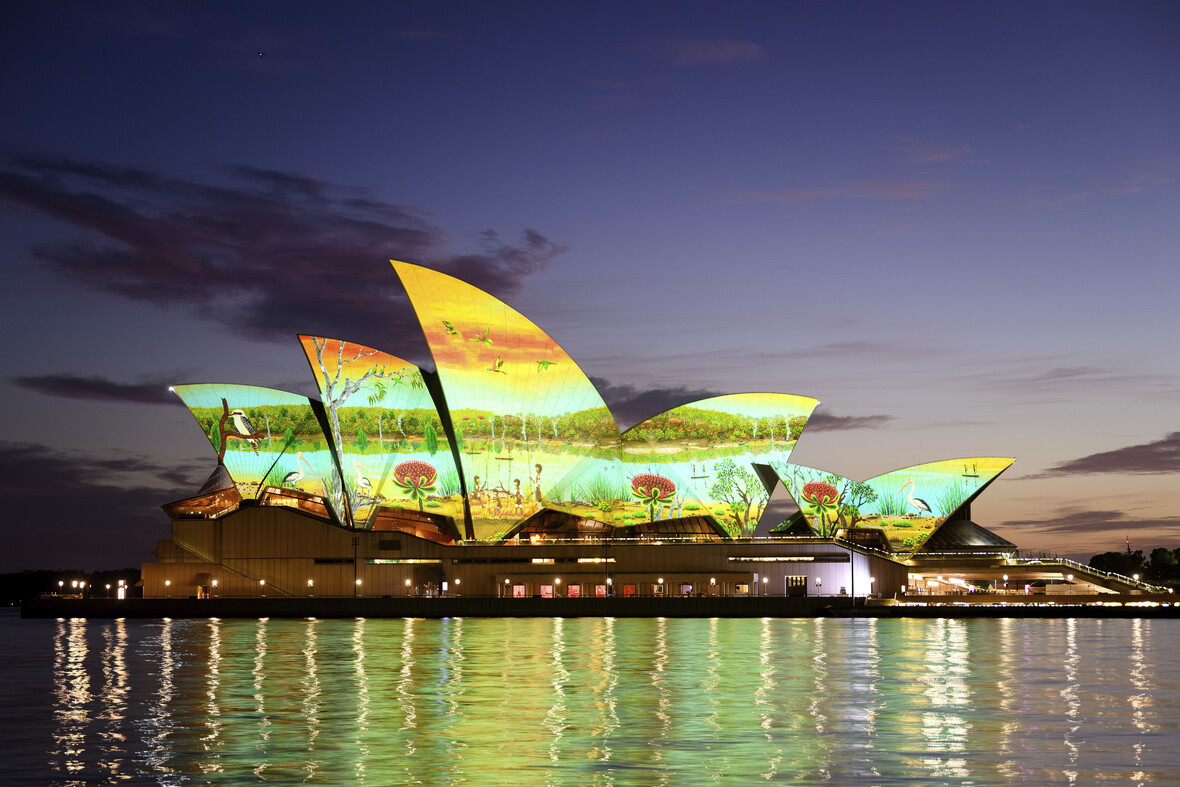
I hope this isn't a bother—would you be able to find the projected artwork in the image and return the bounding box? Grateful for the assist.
[394,261,817,538]
[299,336,463,528]
[172,384,345,522]
[172,261,1013,544]
[771,457,1015,550]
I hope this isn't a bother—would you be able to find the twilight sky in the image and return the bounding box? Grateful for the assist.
[1,1,1177,571]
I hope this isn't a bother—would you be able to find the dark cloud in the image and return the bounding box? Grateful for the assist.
[591,378,723,431]
[1043,431,1180,476]
[11,374,182,405]
[806,412,893,431]
[0,442,208,572]
[0,155,567,351]
[1001,508,1180,536]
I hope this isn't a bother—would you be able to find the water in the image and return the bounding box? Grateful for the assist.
[3,610,1178,785]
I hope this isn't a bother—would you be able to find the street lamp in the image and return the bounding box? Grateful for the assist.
[164,579,171,598]
[762,576,769,597]
[105,583,111,597]
[405,578,412,596]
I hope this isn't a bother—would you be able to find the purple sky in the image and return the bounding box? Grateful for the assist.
[1,1,1177,571]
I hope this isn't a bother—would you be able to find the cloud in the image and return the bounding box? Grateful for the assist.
[894,144,974,163]
[644,38,765,66]
[806,412,894,431]
[0,155,567,351]
[1001,507,1180,536]
[591,378,723,430]
[11,374,183,405]
[722,180,948,203]
[1043,431,1180,476]
[949,361,1176,403]
[0,441,206,571]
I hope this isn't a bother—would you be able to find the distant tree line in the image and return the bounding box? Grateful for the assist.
[1089,547,1179,585]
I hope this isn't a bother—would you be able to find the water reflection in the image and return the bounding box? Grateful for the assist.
[25,615,1180,786]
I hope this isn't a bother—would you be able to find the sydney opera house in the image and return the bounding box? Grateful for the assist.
[140,262,1142,603]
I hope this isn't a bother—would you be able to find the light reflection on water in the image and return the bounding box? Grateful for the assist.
[4,613,1180,785]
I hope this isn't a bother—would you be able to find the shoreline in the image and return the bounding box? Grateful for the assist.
[20,594,1179,620]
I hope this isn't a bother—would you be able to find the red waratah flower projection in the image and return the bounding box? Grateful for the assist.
[801,482,839,504]
[392,460,439,510]
[801,481,840,535]
[630,473,677,505]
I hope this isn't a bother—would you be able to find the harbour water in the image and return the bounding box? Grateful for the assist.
[2,610,1178,785]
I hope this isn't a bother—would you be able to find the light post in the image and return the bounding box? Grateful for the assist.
[1002,574,1008,593]
[762,576,769,597]
[710,577,716,597]
[607,576,613,596]
[307,579,314,597]
[505,577,511,598]
[406,578,412,597]
[58,580,63,595]
[454,578,460,596]
[355,578,362,598]
[209,579,217,599]
[164,579,171,598]
[105,583,111,598]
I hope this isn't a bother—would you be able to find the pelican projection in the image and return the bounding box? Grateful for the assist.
[282,452,313,486]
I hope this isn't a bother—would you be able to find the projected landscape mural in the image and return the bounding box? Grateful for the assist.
[169,260,1010,549]
[771,458,1016,551]
[298,336,463,528]
[172,383,346,522]
[395,262,817,538]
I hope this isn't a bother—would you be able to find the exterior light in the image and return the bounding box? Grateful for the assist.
[105,583,111,591]
[72,580,78,589]
[1066,574,1074,582]
[555,577,561,584]
[307,579,314,587]
[505,578,510,584]
[870,577,875,584]
[455,578,461,585]
[210,579,217,587]
[710,578,716,585]
[1002,575,1008,581]
[356,578,362,585]
[119,579,125,587]
[259,579,266,586]
[58,581,63,589]
[606,577,613,585]
[658,578,664,584]
[80,582,85,589]
[762,577,768,584]
[405,578,412,586]
[164,580,171,587]
[1133,574,1140,581]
